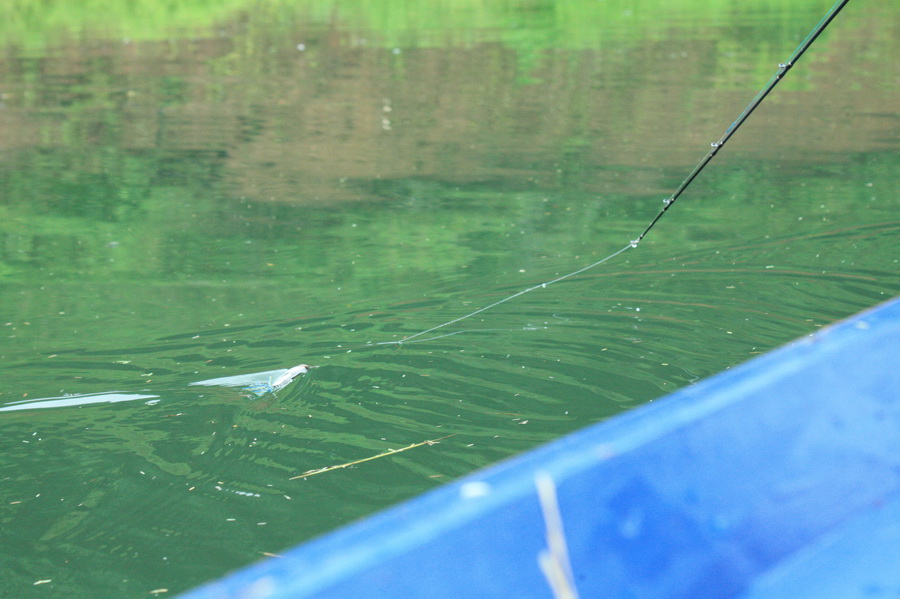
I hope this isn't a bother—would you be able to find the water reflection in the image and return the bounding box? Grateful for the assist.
[0,1,897,597]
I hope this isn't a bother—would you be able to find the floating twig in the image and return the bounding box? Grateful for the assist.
[289,434,456,480]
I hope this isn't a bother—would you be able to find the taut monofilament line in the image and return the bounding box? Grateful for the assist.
[379,0,852,347]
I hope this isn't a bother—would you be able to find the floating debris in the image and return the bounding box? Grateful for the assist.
[289,434,455,480]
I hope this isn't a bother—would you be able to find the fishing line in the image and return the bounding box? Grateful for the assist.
[386,327,547,346]
[375,244,633,346]
[375,0,851,348]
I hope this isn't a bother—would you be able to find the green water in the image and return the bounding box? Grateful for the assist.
[0,0,897,596]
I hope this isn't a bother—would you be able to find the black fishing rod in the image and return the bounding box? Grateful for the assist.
[634,0,852,245]
[379,0,853,346]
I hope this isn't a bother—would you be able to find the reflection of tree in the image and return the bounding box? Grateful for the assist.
[0,3,895,596]
[1,0,895,315]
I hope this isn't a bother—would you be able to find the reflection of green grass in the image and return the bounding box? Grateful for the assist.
[3,150,896,289]
[1,0,248,47]
[1,0,841,50]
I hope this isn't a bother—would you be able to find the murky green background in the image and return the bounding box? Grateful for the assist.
[0,0,897,596]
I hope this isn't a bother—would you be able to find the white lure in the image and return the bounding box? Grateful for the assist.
[191,364,313,397]
[242,363,311,397]
[270,364,311,390]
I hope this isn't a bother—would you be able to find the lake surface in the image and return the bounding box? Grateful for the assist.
[0,0,897,596]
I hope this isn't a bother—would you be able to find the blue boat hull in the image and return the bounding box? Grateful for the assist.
[182,296,900,599]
